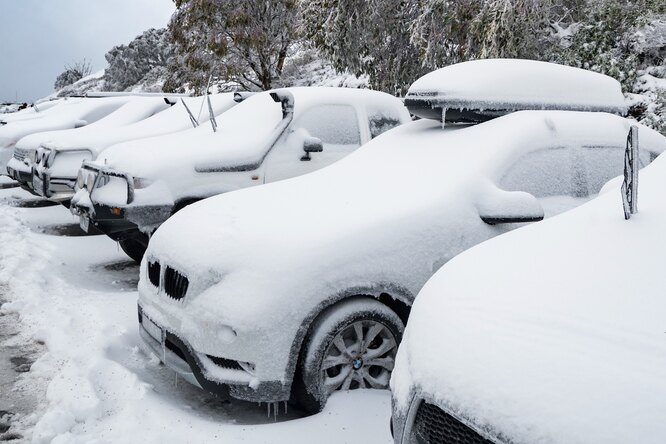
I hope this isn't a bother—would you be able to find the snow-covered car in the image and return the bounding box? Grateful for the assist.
[0,99,64,125]
[135,61,665,413]
[390,143,666,444]
[71,87,409,261]
[0,97,132,174]
[7,96,174,195]
[22,94,237,203]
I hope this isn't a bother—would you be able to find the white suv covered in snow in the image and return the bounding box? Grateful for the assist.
[1,97,132,175]
[71,87,409,261]
[390,145,666,444]
[23,94,237,203]
[136,61,665,412]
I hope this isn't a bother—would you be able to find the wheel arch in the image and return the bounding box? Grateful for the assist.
[285,283,414,400]
[172,197,202,215]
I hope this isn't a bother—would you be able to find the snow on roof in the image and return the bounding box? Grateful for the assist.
[406,59,627,120]
[95,87,404,179]
[393,149,666,443]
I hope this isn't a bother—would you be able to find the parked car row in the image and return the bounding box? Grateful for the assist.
[2,59,664,443]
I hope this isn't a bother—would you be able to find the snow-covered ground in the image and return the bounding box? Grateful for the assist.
[0,184,392,443]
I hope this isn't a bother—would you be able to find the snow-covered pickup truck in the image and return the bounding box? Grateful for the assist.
[1,97,132,175]
[21,94,237,203]
[135,60,665,413]
[390,142,666,444]
[71,87,410,261]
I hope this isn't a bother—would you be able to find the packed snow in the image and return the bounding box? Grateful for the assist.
[0,186,393,443]
[391,148,666,444]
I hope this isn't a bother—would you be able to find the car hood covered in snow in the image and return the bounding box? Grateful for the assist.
[16,94,236,156]
[0,97,132,150]
[145,111,666,332]
[391,152,666,443]
[14,97,172,153]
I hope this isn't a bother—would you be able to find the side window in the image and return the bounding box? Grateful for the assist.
[367,106,403,139]
[500,147,582,197]
[296,105,360,145]
[580,145,654,196]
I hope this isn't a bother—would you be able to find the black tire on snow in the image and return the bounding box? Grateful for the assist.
[119,238,148,264]
[292,298,404,415]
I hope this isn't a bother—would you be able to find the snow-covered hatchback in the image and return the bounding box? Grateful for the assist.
[390,143,666,444]
[137,60,666,413]
[72,87,410,261]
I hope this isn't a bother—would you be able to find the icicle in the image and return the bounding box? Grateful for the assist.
[284,401,287,415]
[266,402,270,419]
[273,402,277,421]
[441,107,447,129]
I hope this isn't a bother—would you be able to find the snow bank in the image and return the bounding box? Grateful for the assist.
[0,187,392,442]
[406,59,627,118]
[393,148,666,443]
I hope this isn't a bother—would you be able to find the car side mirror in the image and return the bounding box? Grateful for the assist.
[74,119,88,128]
[301,136,323,161]
[477,188,544,225]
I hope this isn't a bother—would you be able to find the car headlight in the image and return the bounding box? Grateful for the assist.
[36,148,52,167]
[75,169,85,190]
[85,172,96,191]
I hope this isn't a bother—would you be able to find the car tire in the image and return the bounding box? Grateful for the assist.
[119,238,147,264]
[293,298,404,414]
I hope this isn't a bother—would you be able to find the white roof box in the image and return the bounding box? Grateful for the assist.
[405,59,627,122]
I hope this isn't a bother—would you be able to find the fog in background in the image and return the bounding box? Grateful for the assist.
[0,0,175,102]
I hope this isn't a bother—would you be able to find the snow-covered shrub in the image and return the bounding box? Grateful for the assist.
[53,71,106,98]
[53,59,93,90]
[104,28,174,92]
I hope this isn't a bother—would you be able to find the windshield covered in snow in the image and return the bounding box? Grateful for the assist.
[214,92,284,144]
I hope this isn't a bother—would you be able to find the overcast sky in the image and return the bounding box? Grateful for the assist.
[0,0,175,103]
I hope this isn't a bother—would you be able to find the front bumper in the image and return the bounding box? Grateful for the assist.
[31,167,76,201]
[6,157,34,189]
[392,394,500,444]
[73,199,171,240]
[138,304,287,402]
